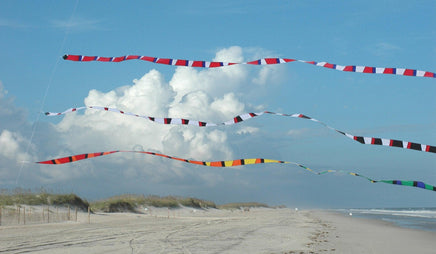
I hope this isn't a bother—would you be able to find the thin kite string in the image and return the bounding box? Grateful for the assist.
[15,0,80,184]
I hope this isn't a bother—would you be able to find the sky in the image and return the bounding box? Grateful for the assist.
[0,0,435,208]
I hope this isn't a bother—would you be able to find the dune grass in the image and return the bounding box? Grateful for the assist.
[217,202,269,210]
[90,194,217,212]
[1,189,276,213]
[0,188,89,211]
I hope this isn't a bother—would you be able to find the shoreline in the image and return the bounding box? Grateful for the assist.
[1,207,435,253]
[331,207,436,233]
[313,210,436,254]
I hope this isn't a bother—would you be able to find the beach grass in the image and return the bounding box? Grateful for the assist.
[217,202,269,210]
[90,194,217,212]
[1,189,276,213]
[0,188,89,211]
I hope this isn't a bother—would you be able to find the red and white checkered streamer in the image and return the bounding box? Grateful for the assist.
[63,54,435,78]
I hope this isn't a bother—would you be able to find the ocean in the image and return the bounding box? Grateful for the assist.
[336,207,436,232]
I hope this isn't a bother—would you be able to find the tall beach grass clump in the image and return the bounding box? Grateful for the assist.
[90,194,217,213]
[0,188,89,211]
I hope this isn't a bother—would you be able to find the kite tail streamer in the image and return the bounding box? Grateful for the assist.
[44,106,436,154]
[35,150,436,192]
[15,1,80,185]
[376,180,436,191]
[348,173,436,191]
[62,54,436,78]
[44,106,86,116]
[37,151,119,164]
[37,150,288,167]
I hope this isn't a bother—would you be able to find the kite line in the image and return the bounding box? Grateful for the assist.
[45,106,436,154]
[63,54,436,78]
[36,150,436,192]
[15,0,80,185]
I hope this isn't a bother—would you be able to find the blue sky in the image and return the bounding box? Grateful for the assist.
[0,1,435,208]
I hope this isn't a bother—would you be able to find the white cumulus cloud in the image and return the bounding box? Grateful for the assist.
[50,46,286,182]
[1,46,287,190]
[0,129,34,162]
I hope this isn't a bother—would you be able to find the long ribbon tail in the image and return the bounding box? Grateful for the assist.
[36,150,436,192]
[279,112,436,154]
[44,106,262,126]
[347,172,436,192]
[63,54,436,78]
[44,106,436,154]
[36,150,288,167]
[44,106,87,116]
[36,151,119,164]
[376,180,436,191]
[300,167,436,192]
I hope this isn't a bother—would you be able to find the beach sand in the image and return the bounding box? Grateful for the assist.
[0,207,434,253]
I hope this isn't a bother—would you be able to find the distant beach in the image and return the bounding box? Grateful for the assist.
[1,207,435,253]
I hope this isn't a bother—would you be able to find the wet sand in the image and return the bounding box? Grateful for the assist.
[0,207,434,253]
[313,210,436,254]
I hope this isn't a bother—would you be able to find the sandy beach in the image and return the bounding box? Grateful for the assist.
[0,207,435,253]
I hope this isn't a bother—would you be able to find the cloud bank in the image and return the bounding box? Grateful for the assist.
[0,47,287,197]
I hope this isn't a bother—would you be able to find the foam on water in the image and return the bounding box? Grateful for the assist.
[336,208,436,232]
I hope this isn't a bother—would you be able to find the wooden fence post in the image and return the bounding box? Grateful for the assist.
[23,207,26,225]
[68,206,70,221]
[75,207,78,222]
[18,207,20,224]
[88,206,90,224]
[47,206,50,223]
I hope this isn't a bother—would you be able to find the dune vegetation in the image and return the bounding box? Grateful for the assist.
[0,188,89,211]
[90,194,217,212]
[217,202,269,210]
[0,189,279,213]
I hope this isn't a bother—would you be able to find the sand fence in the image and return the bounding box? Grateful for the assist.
[0,205,85,226]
